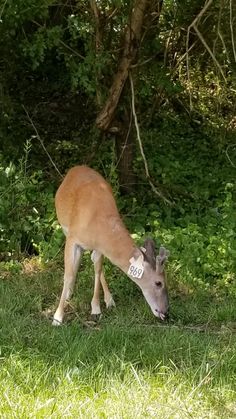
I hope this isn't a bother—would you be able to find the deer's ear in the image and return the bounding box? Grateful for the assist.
[143,238,156,258]
[132,248,145,262]
[156,247,170,273]
[140,238,156,269]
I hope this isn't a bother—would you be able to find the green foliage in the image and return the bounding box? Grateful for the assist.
[157,184,236,295]
[0,0,235,300]
[21,26,63,70]
[122,186,236,297]
[0,141,60,261]
[119,113,236,296]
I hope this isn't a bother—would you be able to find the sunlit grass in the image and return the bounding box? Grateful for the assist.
[0,267,236,418]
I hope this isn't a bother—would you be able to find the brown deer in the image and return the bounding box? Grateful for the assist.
[53,166,169,325]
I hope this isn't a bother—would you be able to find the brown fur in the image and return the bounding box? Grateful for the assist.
[53,165,169,325]
[55,166,135,268]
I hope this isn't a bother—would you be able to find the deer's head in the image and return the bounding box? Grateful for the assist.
[128,238,169,320]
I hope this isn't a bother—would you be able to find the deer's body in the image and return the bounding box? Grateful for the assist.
[53,165,169,325]
[55,166,135,270]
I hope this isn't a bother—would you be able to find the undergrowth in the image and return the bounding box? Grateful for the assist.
[1,117,236,298]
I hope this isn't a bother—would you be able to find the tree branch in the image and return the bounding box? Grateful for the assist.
[129,73,172,205]
[96,0,149,131]
[185,0,228,106]
[90,1,103,106]
[193,24,226,82]
[0,0,7,20]
[23,105,63,178]
[230,0,236,63]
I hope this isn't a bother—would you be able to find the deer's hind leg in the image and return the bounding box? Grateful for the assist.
[91,251,103,316]
[53,239,83,325]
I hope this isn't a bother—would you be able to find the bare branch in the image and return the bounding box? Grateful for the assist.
[218,30,230,63]
[186,25,192,109]
[163,5,178,68]
[193,24,226,82]
[185,0,226,108]
[230,0,236,62]
[129,73,172,205]
[225,144,236,168]
[189,0,214,28]
[213,0,223,56]
[131,54,158,68]
[212,0,231,64]
[186,0,214,108]
[107,7,118,20]
[175,40,197,70]
[59,39,85,61]
[115,108,133,170]
[90,0,103,106]
[0,0,7,20]
[22,105,63,178]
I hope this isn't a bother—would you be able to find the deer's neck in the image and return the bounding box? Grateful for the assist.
[101,215,135,273]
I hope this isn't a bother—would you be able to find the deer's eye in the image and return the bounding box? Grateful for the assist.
[155,281,162,288]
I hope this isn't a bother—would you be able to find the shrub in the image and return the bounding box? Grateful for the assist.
[0,141,62,262]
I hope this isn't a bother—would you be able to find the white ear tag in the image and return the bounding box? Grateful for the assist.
[128,255,144,279]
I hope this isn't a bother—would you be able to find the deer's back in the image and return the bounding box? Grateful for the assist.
[55,166,122,250]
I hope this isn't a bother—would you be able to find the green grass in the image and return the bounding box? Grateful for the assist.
[0,264,236,418]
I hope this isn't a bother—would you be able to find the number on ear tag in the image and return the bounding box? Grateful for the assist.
[128,256,144,279]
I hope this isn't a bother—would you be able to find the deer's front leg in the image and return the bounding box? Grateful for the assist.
[100,270,115,309]
[53,240,83,325]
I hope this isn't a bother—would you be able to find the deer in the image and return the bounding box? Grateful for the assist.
[53,165,169,325]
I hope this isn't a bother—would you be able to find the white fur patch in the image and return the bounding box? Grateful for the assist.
[61,224,68,236]
[91,250,101,263]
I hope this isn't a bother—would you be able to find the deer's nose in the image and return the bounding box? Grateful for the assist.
[155,308,170,321]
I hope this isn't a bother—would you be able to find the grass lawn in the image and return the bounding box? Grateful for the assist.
[0,261,236,418]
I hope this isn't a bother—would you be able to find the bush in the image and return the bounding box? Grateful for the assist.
[146,184,236,296]
[0,141,62,262]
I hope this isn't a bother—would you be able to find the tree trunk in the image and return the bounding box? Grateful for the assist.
[93,0,163,191]
[96,0,149,131]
